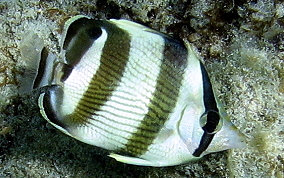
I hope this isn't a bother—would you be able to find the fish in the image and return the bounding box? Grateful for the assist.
[34,15,245,167]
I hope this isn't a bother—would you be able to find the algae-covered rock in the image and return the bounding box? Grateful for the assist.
[0,0,283,177]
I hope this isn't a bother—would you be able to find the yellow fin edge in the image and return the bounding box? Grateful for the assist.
[108,153,154,166]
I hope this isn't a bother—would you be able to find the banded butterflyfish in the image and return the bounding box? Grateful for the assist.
[31,15,245,167]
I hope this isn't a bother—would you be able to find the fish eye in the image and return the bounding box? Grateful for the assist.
[199,110,223,134]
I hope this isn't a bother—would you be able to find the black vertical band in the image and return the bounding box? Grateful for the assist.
[193,62,220,157]
[121,36,188,156]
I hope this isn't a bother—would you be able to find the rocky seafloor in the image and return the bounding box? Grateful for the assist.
[0,0,283,177]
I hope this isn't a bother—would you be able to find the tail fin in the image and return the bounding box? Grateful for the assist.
[32,47,56,88]
[18,32,56,93]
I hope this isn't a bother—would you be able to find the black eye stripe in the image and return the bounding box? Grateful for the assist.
[200,63,220,133]
[202,110,220,133]
[200,62,219,112]
[192,132,214,157]
[193,63,221,157]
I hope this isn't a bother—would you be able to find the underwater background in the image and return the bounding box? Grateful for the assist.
[0,0,283,177]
